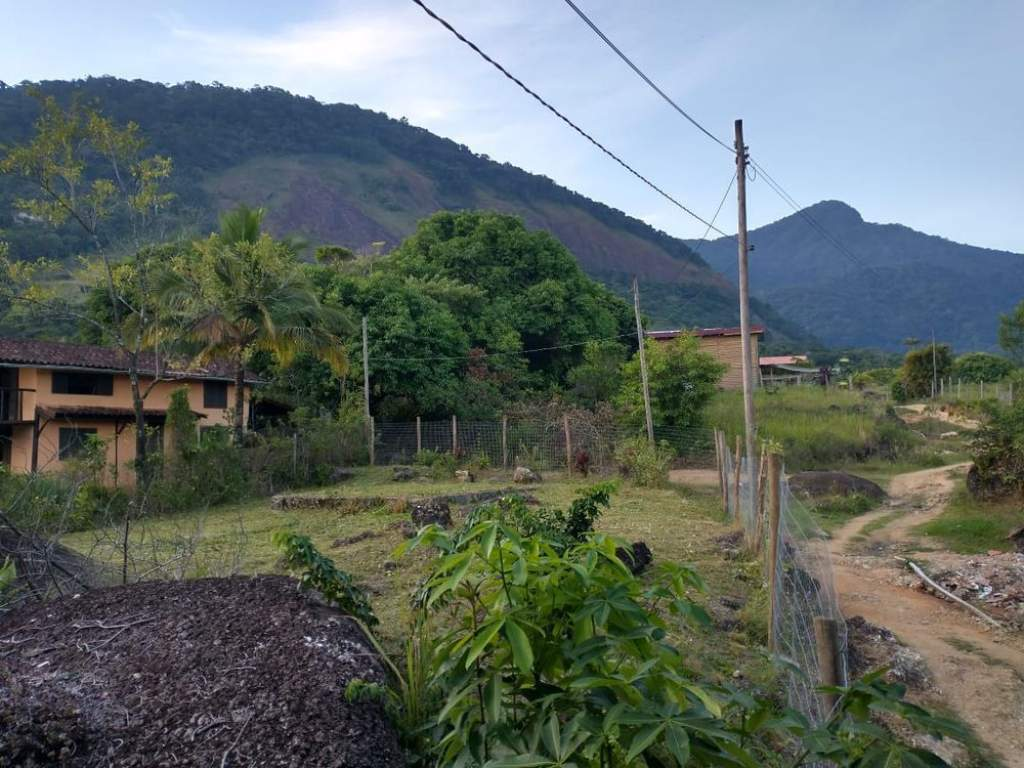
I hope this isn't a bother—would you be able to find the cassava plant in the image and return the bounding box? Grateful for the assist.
[398,517,964,767]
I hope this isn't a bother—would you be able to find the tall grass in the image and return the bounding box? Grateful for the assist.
[706,387,916,470]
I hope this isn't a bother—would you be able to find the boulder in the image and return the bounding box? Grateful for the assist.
[329,467,356,484]
[392,466,417,482]
[966,463,1014,500]
[409,501,453,529]
[787,471,885,502]
[615,541,653,575]
[513,466,542,484]
[455,469,475,483]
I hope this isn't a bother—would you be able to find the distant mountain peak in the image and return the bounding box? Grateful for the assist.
[799,199,863,225]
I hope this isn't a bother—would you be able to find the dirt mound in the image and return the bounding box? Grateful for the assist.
[845,615,931,690]
[788,471,886,501]
[0,575,403,767]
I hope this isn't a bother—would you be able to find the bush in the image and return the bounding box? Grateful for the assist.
[852,367,897,390]
[397,516,965,767]
[899,344,953,399]
[414,449,457,479]
[614,435,674,487]
[970,399,1024,497]
[953,352,1016,383]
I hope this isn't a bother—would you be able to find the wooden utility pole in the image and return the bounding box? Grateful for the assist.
[632,277,655,444]
[734,120,757,478]
[362,316,371,420]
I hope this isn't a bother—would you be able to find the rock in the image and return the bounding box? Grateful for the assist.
[939,431,959,439]
[409,501,453,528]
[966,463,1013,500]
[513,466,542,484]
[455,469,475,483]
[392,466,416,482]
[615,541,653,575]
[788,471,885,502]
[330,467,356,483]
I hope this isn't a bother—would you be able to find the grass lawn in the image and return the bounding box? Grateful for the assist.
[63,468,774,687]
[915,484,1024,553]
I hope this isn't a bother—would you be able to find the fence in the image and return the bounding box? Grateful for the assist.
[935,377,1015,404]
[716,431,847,734]
[369,416,715,471]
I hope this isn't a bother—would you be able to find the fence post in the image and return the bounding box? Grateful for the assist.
[714,431,727,516]
[958,378,962,399]
[732,436,742,522]
[451,414,458,455]
[368,416,375,466]
[415,416,422,455]
[501,415,508,469]
[753,449,767,554]
[563,414,573,474]
[980,380,985,399]
[940,378,944,397]
[292,432,298,476]
[767,452,782,652]
[813,617,841,714]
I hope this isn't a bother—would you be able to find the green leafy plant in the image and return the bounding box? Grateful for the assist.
[273,531,378,627]
[397,519,962,767]
[614,435,674,487]
[415,449,458,479]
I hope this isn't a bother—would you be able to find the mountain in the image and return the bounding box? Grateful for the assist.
[0,78,813,347]
[690,201,1024,352]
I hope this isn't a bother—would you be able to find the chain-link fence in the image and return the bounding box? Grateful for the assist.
[373,417,715,471]
[721,441,847,735]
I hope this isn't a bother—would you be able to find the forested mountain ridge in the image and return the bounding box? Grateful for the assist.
[0,77,813,347]
[690,200,1024,351]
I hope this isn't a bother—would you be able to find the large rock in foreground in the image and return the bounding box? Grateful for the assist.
[0,575,403,768]
[787,471,886,502]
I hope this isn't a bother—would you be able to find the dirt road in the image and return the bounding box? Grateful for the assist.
[831,464,1024,766]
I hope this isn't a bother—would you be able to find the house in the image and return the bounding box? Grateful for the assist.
[647,326,764,390]
[759,355,818,386]
[0,338,254,484]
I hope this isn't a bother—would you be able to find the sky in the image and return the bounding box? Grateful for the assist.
[3,0,1022,252]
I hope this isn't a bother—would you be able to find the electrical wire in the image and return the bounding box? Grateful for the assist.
[560,0,734,155]
[409,0,729,237]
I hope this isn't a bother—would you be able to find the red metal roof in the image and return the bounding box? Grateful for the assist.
[647,325,765,340]
[0,338,252,382]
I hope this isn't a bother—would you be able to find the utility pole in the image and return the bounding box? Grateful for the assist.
[931,328,938,399]
[362,316,371,420]
[734,120,757,474]
[632,276,655,444]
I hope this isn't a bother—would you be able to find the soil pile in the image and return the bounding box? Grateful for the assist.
[0,575,403,767]
[788,471,885,501]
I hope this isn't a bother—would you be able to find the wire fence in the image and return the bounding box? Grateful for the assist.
[372,417,715,471]
[721,444,847,738]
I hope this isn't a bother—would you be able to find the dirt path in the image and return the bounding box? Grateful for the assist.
[831,464,1024,767]
[898,402,981,430]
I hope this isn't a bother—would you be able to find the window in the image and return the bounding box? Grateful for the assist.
[203,381,228,409]
[58,427,98,460]
[52,371,113,396]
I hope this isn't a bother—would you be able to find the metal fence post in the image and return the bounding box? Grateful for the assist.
[415,416,422,455]
[451,414,458,455]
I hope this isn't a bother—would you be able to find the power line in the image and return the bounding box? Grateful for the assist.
[409,0,729,237]
[558,0,891,288]
[560,0,734,155]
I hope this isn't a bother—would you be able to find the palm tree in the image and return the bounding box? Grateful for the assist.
[162,215,348,442]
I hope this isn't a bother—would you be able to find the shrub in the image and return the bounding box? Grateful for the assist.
[953,352,1016,383]
[899,344,953,399]
[398,519,965,767]
[414,449,457,479]
[614,435,674,486]
[273,532,377,627]
[970,399,1024,496]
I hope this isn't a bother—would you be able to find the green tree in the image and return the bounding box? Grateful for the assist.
[567,340,627,408]
[0,92,173,484]
[953,352,1015,383]
[617,335,726,429]
[999,300,1024,364]
[900,343,953,399]
[315,244,357,266]
[162,209,349,442]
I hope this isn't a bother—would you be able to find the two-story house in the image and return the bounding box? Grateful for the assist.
[0,338,254,484]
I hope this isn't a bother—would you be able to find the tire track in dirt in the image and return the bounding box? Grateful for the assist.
[830,464,1024,767]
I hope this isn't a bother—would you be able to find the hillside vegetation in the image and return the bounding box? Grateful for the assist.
[693,200,1024,351]
[0,78,813,345]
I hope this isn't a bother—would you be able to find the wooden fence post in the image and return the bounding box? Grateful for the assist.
[753,449,768,554]
[981,380,985,399]
[563,414,573,474]
[767,452,782,652]
[368,416,375,466]
[957,378,962,399]
[501,415,508,469]
[416,416,422,455]
[451,414,458,455]
[292,432,299,476]
[715,430,727,516]
[732,435,742,522]
[813,617,840,714]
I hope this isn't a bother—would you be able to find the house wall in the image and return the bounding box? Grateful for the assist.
[6,367,250,483]
[694,334,762,390]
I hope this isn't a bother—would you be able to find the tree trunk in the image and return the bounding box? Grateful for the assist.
[233,357,246,445]
[129,368,148,486]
